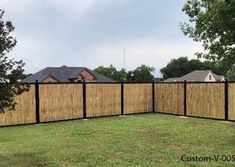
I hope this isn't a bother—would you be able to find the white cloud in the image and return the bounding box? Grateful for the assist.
[0,0,95,20]
[86,38,203,76]
[0,0,204,77]
[8,36,204,77]
[0,0,42,16]
[8,36,60,72]
[47,0,94,14]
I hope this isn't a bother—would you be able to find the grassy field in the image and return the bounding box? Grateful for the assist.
[0,113,234,167]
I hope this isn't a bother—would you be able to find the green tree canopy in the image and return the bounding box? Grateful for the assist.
[94,65,127,82]
[0,9,28,112]
[160,57,225,79]
[94,64,155,82]
[226,67,235,80]
[181,0,235,71]
[128,65,155,82]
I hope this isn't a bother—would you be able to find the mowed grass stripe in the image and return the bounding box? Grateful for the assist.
[0,113,234,167]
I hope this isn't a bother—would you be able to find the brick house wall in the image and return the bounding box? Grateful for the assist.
[74,69,96,82]
[42,76,59,83]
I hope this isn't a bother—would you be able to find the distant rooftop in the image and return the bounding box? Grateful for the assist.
[164,70,225,82]
[22,65,114,83]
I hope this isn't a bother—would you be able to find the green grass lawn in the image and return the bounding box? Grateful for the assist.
[0,113,234,167]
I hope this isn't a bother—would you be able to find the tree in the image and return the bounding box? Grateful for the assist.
[116,68,127,82]
[0,9,28,112]
[226,67,235,80]
[94,65,127,81]
[181,0,235,71]
[160,57,225,79]
[94,64,155,82]
[128,65,155,82]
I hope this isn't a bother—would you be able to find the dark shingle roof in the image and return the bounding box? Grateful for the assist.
[22,65,114,83]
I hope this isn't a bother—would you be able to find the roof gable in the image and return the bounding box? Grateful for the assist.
[41,75,59,82]
[75,68,96,79]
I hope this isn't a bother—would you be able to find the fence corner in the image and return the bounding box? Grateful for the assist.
[83,80,87,119]
[152,80,155,112]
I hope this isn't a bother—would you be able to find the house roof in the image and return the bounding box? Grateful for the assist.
[179,70,212,81]
[164,70,224,82]
[22,65,114,83]
[213,73,224,81]
[163,77,180,82]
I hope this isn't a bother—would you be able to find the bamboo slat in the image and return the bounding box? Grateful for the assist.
[124,84,152,114]
[86,84,121,117]
[40,84,83,122]
[228,83,235,120]
[187,83,224,119]
[1,82,234,127]
[0,85,36,126]
[155,83,184,115]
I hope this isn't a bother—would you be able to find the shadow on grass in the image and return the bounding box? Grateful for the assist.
[0,152,49,167]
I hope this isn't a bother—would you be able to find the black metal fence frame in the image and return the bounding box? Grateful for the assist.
[0,80,234,128]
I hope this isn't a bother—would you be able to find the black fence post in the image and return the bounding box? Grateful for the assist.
[35,80,40,123]
[184,80,187,116]
[152,81,155,112]
[121,82,124,115]
[224,79,228,121]
[83,80,87,119]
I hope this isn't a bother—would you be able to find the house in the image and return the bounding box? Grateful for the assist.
[22,65,114,83]
[164,70,225,82]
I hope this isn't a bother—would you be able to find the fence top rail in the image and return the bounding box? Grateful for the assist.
[86,82,153,84]
[155,81,227,84]
[154,82,184,84]
[36,82,83,85]
[18,81,155,85]
[5,80,235,85]
[0,82,83,85]
[122,82,153,84]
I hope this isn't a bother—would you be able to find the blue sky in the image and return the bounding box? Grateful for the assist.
[0,0,202,77]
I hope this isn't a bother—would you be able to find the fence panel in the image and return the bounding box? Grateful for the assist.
[124,83,152,114]
[155,83,184,115]
[187,83,224,119]
[228,83,235,120]
[86,84,121,117]
[0,85,36,126]
[2,81,235,127]
[40,84,83,122]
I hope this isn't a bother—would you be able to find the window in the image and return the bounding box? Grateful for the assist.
[209,75,211,80]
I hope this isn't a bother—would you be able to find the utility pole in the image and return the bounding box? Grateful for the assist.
[123,48,127,81]
[123,48,126,69]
